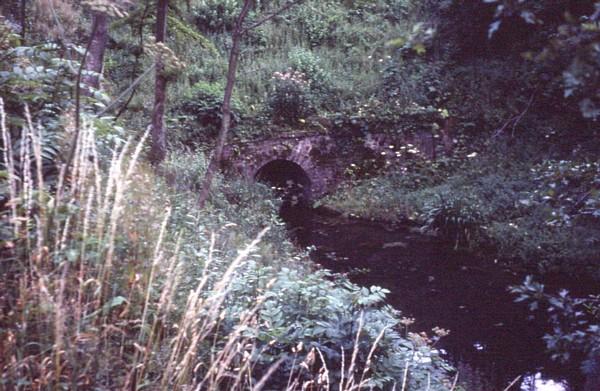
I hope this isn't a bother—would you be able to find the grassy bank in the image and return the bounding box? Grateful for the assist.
[323,141,600,279]
[0,105,454,390]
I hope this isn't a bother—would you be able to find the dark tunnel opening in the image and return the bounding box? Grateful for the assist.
[254,159,312,206]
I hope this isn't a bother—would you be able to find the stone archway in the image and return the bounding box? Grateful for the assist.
[254,159,312,203]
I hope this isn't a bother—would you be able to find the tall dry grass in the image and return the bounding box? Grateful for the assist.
[0,99,402,390]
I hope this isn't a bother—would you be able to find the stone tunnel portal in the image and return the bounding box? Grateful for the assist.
[254,159,311,205]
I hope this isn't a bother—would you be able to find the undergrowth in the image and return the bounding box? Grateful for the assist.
[324,142,600,278]
[0,101,454,390]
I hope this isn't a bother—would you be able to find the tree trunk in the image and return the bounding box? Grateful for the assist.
[20,0,26,41]
[150,0,169,165]
[69,15,101,173]
[82,12,109,94]
[197,0,252,208]
[441,117,455,155]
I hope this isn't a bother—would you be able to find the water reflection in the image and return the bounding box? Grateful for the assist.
[280,204,585,390]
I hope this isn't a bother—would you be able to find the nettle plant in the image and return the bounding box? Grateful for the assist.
[267,69,314,124]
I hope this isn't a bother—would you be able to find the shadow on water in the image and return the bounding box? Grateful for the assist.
[279,202,588,391]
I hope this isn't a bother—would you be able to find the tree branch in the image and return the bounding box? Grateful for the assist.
[198,0,252,208]
[492,92,535,139]
[114,1,151,121]
[241,0,302,34]
[97,63,156,118]
[65,17,99,175]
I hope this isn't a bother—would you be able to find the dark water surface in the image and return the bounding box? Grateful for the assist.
[281,204,586,391]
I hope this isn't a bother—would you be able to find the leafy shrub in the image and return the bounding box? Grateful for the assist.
[292,1,344,48]
[381,57,443,109]
[527,160,600,226]
[162,149,211,191]
[0,22,112,180]
[267,70,313,124]
[0,15,19,51]
[481,159,600,274]
[485,0,600,120]
[488,218,600,275]
[193,0,239,33]
[446,60,538,131]
[381,54,538,134]
[224,267,454,390]
[511,277,600,381]
[288,48,337,109]
[1,43,73,123]
[419,192,484,249]
[172,81,244,145]
[0,29,109,120]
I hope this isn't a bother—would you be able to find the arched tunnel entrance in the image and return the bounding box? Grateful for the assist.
[254,159,312,206]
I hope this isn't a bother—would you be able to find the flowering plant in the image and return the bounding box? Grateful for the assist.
[268,69,313,123]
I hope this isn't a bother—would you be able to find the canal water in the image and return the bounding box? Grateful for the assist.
[280,203,586,390]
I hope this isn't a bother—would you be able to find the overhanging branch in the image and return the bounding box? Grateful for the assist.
[96,64,156,118]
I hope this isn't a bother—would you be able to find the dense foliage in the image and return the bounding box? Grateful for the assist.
[0,106,453,388]
[1,0,600,388]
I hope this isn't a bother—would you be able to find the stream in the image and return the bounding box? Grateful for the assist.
[280,203,587,391]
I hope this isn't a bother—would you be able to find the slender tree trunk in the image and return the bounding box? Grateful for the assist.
[196,0,299,207]
[20,0,26,41]
[82,12,109,93]
[68,17,99,174]
[150,0,169,165]
[441,117,455,155]
[197,0,252,208]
